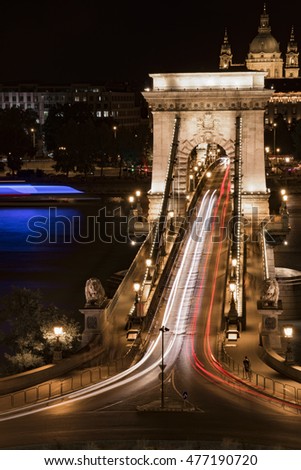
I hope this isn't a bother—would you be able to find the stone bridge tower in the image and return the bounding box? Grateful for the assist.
[142,71,273,223]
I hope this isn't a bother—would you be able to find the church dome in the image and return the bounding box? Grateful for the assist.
[250,32,280,54]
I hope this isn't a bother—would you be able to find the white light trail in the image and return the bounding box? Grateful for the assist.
[0,189,218,420]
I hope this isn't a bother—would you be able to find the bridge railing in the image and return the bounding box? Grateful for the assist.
[220,343,301,412]
[0,345,142,411]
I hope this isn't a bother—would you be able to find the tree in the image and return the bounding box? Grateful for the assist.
[43,102,153,177]
[0,287,81,374]
[44,103,100,176]
[0,108,38,175]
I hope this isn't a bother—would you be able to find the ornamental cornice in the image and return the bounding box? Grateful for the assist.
[143,93,271,111]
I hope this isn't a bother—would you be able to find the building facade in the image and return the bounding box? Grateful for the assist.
[219,4,301,139]
[0,82,144,128]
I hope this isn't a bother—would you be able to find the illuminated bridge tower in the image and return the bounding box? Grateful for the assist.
[143,71,273,223]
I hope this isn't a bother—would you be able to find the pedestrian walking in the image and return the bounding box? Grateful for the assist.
[243,355,251,380]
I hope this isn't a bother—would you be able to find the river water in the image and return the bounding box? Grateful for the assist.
[0,197,140,316]
[1,187,301,321]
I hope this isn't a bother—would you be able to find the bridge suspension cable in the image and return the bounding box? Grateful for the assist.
[232,115,243,319]
[149,115,181,266]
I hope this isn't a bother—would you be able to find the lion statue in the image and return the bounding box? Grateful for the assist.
[260,278,279,307]
[85,277,106,306]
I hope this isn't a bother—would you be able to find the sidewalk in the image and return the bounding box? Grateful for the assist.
[223,239,301,402]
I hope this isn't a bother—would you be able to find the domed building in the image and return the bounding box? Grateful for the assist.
[219,4,301,147]
[219,4,299,79]
[246,4,284,78]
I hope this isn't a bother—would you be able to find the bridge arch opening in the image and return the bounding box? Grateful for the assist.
[176,136,235,197]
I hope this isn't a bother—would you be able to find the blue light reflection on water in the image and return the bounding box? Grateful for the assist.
[0,207,80,252]
[0,184,83,195]
[0,202,139,311]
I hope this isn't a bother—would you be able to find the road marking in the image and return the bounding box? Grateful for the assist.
[96,400,123,410]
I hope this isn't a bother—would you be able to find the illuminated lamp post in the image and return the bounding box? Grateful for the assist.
[53,326,63,363]
[133,282,141,320]
[273,123,277,155]
[189,173,194,192]
[231,257,237,277]
[129,195,134,209]
[283,325,294,363]
[168,210,175,234]
[30,128,36,148]
[135,190,142,217]
[275,148,281,171]
[128,195,135,217]
[146,258,152,281]
[265,146,270,171]
[30,128,36,159]
[280,194,288,214]
[159,325,169,409]
[225,282,240,341]
[229,280,236,301]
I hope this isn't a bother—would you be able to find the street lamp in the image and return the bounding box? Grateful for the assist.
[128,195,135,215]
[159,325,169,409]
[265,147,270,171]
[280,194,288,214]
[113,125,117,139]
[273,123,277,155]
[168,210,175,234]
[283,325,294,363]
[133,282,140,303]
[225,282,239,340]
[231,257,237,280]
[229,280,236,299]
[189,173,194,192]
[53,326,63,363]
[30,128,36,147]
[133,281,141,319]
[135,190,142,217]
[146,258,152,280]
[30,128,36,159]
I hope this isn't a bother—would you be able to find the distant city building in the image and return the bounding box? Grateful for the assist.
[0,82,144,128]
[219,4,301,138]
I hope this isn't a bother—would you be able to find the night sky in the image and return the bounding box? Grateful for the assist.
[1,0,299,89]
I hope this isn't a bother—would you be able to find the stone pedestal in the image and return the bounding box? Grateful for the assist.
[79,299,110,347]
[257,299,283,348]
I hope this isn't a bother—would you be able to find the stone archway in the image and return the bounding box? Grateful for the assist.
[175,133,235,197]
[142,71,273,222]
